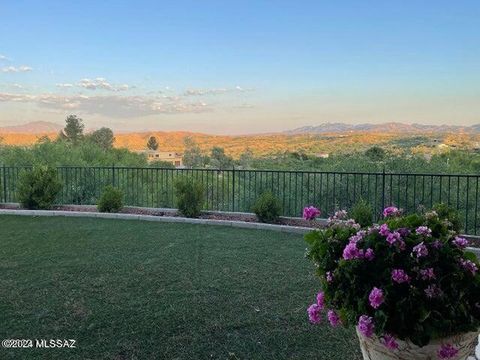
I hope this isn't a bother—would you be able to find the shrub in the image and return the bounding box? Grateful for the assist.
[252,192,282,223]
[97,185,124,213]
[17,166,62,209]
[304,205,480,350]
[174,178,204,218]
[350,198,373,227]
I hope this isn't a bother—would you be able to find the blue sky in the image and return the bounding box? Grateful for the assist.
[1,0,479,134]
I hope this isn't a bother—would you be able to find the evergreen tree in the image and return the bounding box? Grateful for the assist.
[147,136,159,150]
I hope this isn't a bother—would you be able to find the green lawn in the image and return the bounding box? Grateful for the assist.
[0,215,361,360]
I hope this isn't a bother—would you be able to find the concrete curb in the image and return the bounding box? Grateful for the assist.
[1,209,480,257]
[0,209,312,235]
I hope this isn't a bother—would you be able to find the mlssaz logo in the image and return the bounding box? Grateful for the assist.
[35,339,76,348]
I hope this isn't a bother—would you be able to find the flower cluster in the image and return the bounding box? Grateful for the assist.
[383,206,401,218]
[305,204,480,351]
[303,206,321,221]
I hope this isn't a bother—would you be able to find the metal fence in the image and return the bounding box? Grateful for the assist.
[1,165,479,235]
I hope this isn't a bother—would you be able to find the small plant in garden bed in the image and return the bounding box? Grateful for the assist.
[97,185,124,213]
[304,204,480,358]
[174,178,205,218]
[252,191,282,223]
[17,166,62,210]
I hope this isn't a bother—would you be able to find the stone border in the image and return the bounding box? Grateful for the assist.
[1,209,479,258]
[0,209,311,234]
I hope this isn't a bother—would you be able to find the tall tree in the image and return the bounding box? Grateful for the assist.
[88,127,115,150]
[210,146,233,169]
[182,136,207,168]
[62,114,84,144]
[146,136,159,150]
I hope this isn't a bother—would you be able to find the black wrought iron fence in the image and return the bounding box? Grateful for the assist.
[1,165,479,235]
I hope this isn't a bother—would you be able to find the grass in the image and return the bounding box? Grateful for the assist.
[0,215,361,360]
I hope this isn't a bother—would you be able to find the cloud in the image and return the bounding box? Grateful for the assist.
[1,65,33,73]
[56,83,74,88]
[0,54,9,61]
[232,103,255,109]
[0,92,211,118]
[183,86,254,96]
[77,77,130,92]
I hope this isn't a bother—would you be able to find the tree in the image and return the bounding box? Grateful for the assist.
[210,146,233,169]
[182,136,207,168]
[62,114,84,143]
[239,148,254,169]
[146,136,159,150]
[365,146,386,161]
[88,127,115,150]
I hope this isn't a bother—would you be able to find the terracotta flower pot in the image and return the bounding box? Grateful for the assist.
[356,327,479,360]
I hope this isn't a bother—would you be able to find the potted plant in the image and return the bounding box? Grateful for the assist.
[304,204,480,359]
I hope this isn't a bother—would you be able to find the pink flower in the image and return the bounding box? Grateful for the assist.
[381,334,399,350]
[303,206,321,221]
[391,269,410,284]
[326,271,333,283]
[379,223,390,236]
[460,259,478,275]
[431,239,443,249]
[357,315,375,337]
[437,344,459,359]
[383,206,400,218]
[307,303,322,324]
[364,248,375,261]
[386,231,401,245]
[412,242,428,258]
[419,268,435,280]
[415,226,432,237]
[316,291,325,309]
[368,287,384,309]
[343,242,363,260]
[349,230,366,243]
[425,284,442,298]
[452,236,468,248]
[327,309,341,327]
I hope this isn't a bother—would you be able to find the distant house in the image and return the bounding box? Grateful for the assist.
[136,150,184,167]
[314,153,330,158]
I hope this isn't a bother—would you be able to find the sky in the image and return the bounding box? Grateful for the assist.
[1,0,479,134]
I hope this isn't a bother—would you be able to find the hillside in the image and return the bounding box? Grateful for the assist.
[1,129,479,159]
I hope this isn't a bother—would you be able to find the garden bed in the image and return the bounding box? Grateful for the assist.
[1,202,480,248]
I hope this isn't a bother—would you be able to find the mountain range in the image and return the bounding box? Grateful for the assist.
[1,121,479,135]
[285,122,480,134]
[0,121,63,134]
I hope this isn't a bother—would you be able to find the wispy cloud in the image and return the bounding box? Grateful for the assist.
[1,65,33,73]
[0,92,211,118]
[0,54,9,61]
[183,86,254,96]
[77,78,130,92]
[232,103,255,109]
[56,83,74,88]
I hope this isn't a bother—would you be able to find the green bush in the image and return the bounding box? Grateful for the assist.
[97,185,124,213]
[350,198,373,227]
[17,166,62,209]
[174,178,205,218]
[252,192,282,223]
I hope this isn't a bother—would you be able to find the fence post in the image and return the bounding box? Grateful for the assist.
[112,163,115,187]
[381,167,386,214]
[232,166,236,212]
[2,165,6,203]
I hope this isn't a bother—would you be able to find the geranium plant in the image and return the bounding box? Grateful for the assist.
[304,204,480,358]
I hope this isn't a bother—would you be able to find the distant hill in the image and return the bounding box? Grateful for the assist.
[286,122,480,134]
[0,121,63,134]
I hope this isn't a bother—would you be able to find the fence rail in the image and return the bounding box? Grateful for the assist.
[1,165,479,235]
